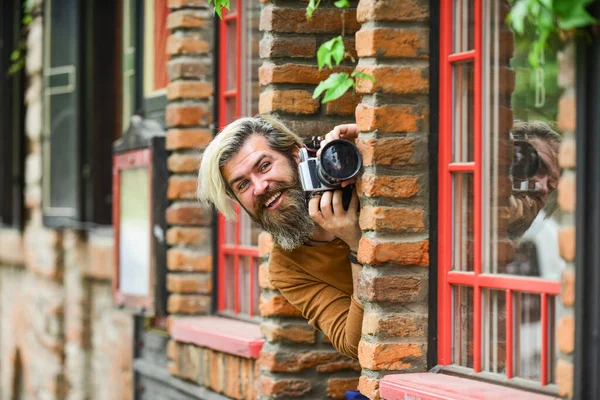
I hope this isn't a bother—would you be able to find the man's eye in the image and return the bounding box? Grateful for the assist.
[237,181,249,192]
[260,162,271,172]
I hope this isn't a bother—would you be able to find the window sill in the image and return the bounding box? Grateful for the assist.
[169,316,264,359]
[380,373,555,400]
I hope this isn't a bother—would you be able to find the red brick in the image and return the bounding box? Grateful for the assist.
[168,58,211,80]
[359,341,425,370]
[356,104,427,133]
[260,322,316,344]
[167,294,210,313]
[260,6,360,34]
[259,90,319,115]
[558,226,575,262]
[167,340,179,360]
[167,33,210,55]
[166,103,211,128]
[356,27,428,58]
[356,137,415,167]
[259,376,312,397]
[259,36,317,59]
[358,273,426,303]
[326,92,360,116]
[557,315,574,354]
[355,66,428,95]
[359,206,425,232]
[167,81,213,100]
[167,9,208,29]
[259,293,302,317]
[328,378,359,399]
[166,128,212,150]
[359,237,429,266]
[258,351,348,372]
[166,227,210,245]
[315,358,361,373]
[167,273,212,293]
[557,90,576,132]
[258,262,276,290]
[167,249,212,272]
[168,0,208,7]
[224,356,242,399]
[561,269,575,307]
[362,312,427,338]
[259,63,353,86]
[559,136,576,169]
[358,376,380,400]
[86,235,113,280]
[166,202,212,225]
[167,176,197,200]
[168,153,201,173]
[556,359,573,398]
[357,0,429,22]
[357,174,419,199]
[558,172,576,213]
[168,361,180,376]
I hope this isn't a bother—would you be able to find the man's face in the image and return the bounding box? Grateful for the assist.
[221,134,314,250]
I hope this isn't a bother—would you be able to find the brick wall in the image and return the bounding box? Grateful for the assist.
[165,0,215,316]
[555,41,576,399]
[257,1,362,398]
[353,1,430,398]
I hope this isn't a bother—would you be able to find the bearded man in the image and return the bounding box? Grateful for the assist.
[197,115,363,360]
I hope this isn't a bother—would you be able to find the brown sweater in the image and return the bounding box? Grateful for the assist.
[268,238,364,359]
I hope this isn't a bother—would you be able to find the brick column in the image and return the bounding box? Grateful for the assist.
[555,41,576,399]
[257,2,362,398]
[165,0,215,316]
[353,1,430,399]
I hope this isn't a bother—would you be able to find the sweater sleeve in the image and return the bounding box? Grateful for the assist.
[269,263,364,360]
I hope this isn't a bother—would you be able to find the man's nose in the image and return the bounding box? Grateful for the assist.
[253,177,269,196]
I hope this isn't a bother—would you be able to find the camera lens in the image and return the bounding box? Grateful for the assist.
[318,139,362,185]
[512,140,540,180]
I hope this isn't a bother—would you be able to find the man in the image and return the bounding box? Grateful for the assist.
[197,115,363,359]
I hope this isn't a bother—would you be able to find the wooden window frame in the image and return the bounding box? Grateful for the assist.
[438,0,560,392]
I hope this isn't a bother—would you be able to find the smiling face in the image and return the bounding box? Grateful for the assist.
[221,134,314,250]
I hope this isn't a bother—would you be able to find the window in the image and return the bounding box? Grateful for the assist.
[0,0,24,229]
[42,0,120,227]
[216,0,262,319]
[438,0,566,392]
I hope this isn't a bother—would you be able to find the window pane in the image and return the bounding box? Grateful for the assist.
[241,0,261,117]
[453,0,474,52]
[253,257,260,316]
[226,21,237,91]
[239,257,250,315]
[453,286,474,368]
[453,63,474,162]
[452,173,474,271]
[514,292,541,380]
[482,289,507,374]
[226,97,237,125]
[484,0,565,279]
[224,255,236,312]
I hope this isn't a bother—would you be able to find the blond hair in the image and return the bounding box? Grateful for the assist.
[197,115,303,220]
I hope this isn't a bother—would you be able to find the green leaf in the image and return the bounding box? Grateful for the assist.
[317,36,345,70]
[22,14,32,25]
[351,70,376,83]
[331,36,345,65]
[322,76,354,103]
[507,0,528,34]
[10,50,20,61]
[313,73,349,99]
[334,0,351,8]
[559,6,597,29]
[306,0,321,19]
[209,0,230,19]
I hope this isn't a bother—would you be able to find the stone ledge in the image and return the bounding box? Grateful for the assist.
[0,227,25,266]
[170,316,264,359]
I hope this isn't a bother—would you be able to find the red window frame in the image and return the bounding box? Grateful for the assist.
[438,0,560,387]
[216,0,261,319]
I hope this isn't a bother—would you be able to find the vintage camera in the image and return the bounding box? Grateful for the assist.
[298,136,362,209]
[511,139,541,192]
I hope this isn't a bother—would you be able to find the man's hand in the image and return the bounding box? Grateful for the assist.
[318,124,359,188]
[308,187,361,252]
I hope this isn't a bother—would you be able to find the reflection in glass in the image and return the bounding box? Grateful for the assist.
[239,257,250,315]
[241,0,261,117]
[453,0,474,52]
[253,257,260,316]
[514,292,542,380]
[225,255,235,311]
[483,289,506,374]
[453,286,474,368]
[453,63,474,162]
[119,168,150,296]
[226,21,237,91]
[452,173,474,271]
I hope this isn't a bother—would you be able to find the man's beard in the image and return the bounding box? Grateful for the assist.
[248,167,314,251]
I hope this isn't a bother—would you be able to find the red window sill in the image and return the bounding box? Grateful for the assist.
[380,373,554,400]
[169,316,264,359]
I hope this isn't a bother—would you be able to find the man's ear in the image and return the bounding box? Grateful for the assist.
[292,145,301,164]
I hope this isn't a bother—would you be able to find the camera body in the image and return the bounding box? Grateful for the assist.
[511,137,542,193]
[298,136,362,210]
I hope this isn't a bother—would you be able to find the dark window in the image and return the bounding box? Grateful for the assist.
[42,0,120,228]
[0,0,24,229]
